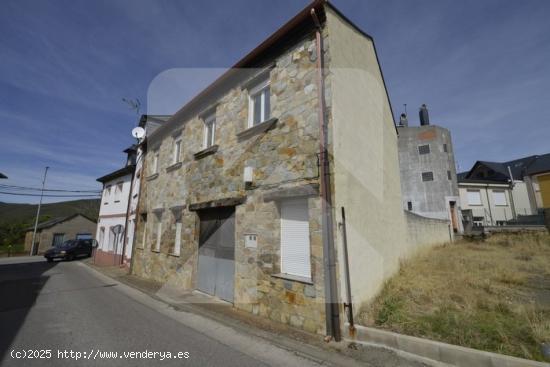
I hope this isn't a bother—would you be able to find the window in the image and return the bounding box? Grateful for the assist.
[467,190,482,206]
[52,233,65,247]
[407,201,413,211]
[140,214,147,249]
[443,143,448,153]
[493,190,507,206]
[103,185,111,205]
[173,138,182,164]
[280,198,311,279]
[114,182,123,202]
[248,78,270,127]
[418,144,430,155]
[421,171,434,181]
[154,213,162,252]
[203,113,216,148]
[172,210,182,256]
[152,151,159,174]
[98,227,105,248]
[447,170,452,180]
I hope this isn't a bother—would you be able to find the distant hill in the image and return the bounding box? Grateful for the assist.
[0,199,100,226]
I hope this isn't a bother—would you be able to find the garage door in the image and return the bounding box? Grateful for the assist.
[197,206,235,303]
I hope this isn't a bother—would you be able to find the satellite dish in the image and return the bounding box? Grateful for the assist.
[131,127,145,140]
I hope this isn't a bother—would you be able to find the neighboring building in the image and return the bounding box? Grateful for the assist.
[94,147,136,266]
[523,153,550,211]
[397,105,461,233]
[458,153,550,226]
[24,214,97,255]
[130,0,449,339]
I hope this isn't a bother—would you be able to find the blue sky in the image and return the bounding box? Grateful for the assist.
[1,0,549,203]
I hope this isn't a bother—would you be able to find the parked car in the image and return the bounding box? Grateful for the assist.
[44,239,96,262]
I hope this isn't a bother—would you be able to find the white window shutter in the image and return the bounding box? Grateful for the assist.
[280,198,311,279]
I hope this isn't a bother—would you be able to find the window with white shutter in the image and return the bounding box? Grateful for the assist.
[280,198,311,279]
[493,190,507,206]
[467,190,482,206]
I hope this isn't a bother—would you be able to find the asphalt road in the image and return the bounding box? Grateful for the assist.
[0,257,325,367]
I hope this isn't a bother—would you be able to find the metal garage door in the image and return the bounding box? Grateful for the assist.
[197,206,235,302]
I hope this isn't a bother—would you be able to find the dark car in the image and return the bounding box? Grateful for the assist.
[44,239,96,262]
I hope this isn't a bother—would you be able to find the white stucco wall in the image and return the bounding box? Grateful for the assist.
[326,9,412,311]
[96,172,132,255]
[458,183,514,224]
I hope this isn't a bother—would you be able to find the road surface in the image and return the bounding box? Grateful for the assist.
[0,257,326,367]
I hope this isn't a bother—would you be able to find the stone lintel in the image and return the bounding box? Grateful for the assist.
[263,183,319,202]
[188,196,246,211]
[145,173,159,181]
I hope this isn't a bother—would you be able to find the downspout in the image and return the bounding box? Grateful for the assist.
[129,145,146,274]
[311,8,341,342]
[507,166,517,220]
[485,185,494,225]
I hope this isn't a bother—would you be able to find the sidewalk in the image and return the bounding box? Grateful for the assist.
[84,260,437,367]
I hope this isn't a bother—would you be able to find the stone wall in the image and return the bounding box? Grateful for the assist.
[131,32,329,334]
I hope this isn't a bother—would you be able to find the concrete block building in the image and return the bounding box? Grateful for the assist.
[130,0,449,339]
[397,105,461,233]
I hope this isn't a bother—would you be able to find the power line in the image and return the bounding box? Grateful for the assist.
[0,184,101,193]
[0,191,101,198]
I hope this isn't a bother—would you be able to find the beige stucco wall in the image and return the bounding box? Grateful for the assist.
[325,9,411,311]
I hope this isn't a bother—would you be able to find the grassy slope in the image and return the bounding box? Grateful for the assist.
[0,199,100,225]
[359,232,550,361]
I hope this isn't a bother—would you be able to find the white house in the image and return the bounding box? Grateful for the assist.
[95,147,136,266]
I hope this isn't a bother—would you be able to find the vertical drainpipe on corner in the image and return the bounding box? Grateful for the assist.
[311,7,341,342]
[129,144,146,274]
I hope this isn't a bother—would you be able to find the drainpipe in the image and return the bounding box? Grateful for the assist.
[507,166,517,220]
[340,207,354,333]
[129,146,146,274]
[484,186,494,225]
[311,8,341,342]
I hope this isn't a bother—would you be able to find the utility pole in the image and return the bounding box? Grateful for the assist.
[30,166,49,256]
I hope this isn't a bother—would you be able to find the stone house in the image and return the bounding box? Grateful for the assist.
[131,0,440,339]
[24,214,97,255]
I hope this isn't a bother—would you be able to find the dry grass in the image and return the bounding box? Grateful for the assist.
[358,232,550,362]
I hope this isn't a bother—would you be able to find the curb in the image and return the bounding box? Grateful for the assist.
[345,324,549,367]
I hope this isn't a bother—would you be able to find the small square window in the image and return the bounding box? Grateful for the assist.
[422,172,434,181]
[418,144,430,155]
[248,78,270,127]
[407,201,413,211]
[443,143,448,153]
[447,170,452,180]
[203,113,216,148]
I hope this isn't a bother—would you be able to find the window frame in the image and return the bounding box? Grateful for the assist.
[418,144,430,155]
[172,138,182,164]
[152,150,159,174]
[492,190,507,206]
[280,198,311,280]
[203,113,216,149]
[247,78,270,128]
[467,189,482,206]
[421,171,434,182]
[114,182,123,203]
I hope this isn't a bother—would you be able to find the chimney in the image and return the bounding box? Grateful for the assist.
[419,104,430,126]
[399,113,408,127]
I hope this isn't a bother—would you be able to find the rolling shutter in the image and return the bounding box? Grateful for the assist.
[280,198,311,279]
